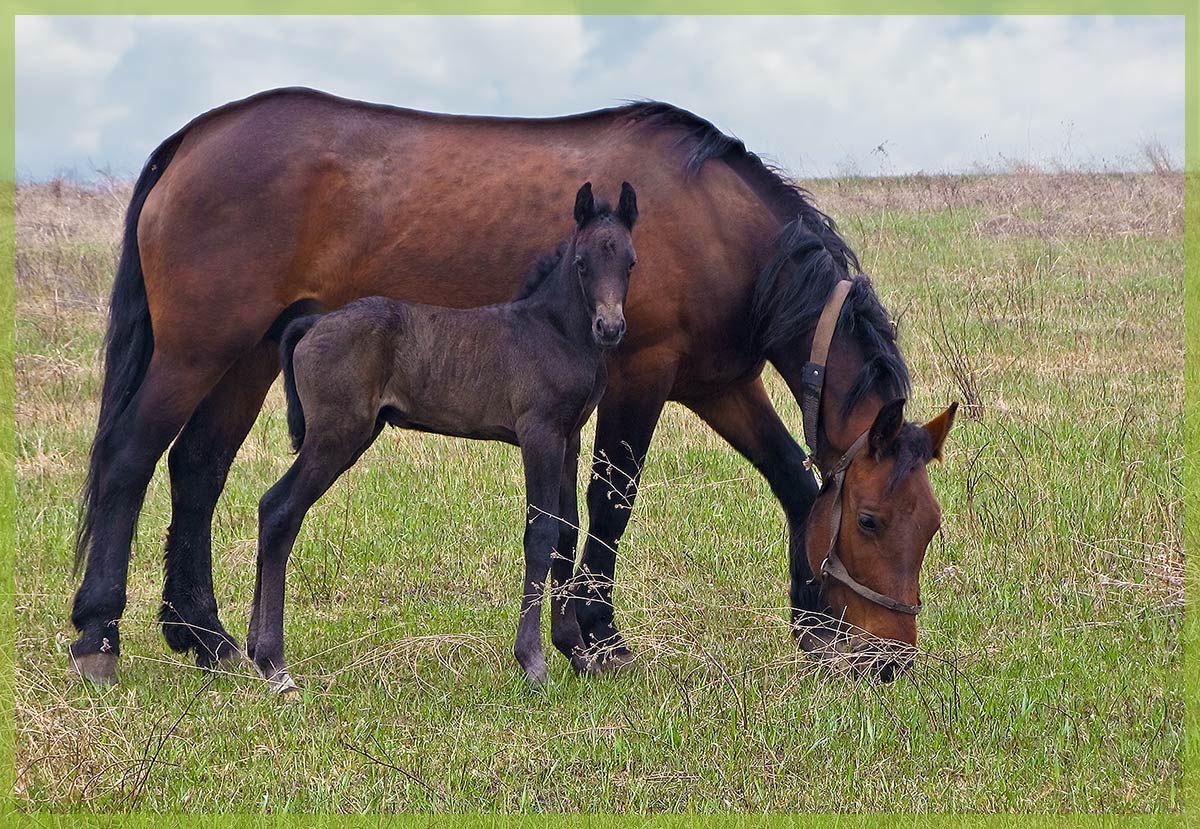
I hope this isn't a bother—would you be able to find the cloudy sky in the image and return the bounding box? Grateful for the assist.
[15,15,1185,181]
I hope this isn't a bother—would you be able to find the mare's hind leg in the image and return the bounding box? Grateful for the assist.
[549,431,590,674]
[514,425,568,687]
[249,418,382,690]
[70,353,231,684]
[161,340,280,668]
[684,376,821,625]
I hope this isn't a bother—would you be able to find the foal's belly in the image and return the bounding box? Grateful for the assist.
[378,403,519,446]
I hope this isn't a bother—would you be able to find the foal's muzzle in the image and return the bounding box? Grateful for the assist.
[593,314,626,348]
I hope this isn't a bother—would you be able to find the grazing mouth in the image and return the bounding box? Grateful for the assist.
[793,612,917,683]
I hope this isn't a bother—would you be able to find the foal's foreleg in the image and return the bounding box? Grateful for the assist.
[548,431,590,673]
[514,428,568,687]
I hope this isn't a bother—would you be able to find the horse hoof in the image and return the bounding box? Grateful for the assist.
[593,646,635,675]
[196,639,244,671]
[70,652,118,686]
[523,661,550,690]
[268,671,298,695]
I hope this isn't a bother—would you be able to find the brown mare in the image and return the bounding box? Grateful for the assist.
[70,88,956,685]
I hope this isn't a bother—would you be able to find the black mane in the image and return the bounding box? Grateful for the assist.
[625,101,908,420]
[623,101,859,272]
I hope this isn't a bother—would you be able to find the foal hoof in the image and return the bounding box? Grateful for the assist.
[69,651,118,686]
[266,670,299,695]
[522,658,550,690]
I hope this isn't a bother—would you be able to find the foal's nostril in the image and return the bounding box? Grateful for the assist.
[594,317,625,345]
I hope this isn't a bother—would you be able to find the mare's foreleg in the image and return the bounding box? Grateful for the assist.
[685,376,821,626]
[574,381,670,668]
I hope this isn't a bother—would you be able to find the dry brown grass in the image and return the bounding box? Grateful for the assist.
[812,169,1184,239]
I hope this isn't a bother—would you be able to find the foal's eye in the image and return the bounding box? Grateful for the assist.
[857,514,879,534]
[575,257,586,273]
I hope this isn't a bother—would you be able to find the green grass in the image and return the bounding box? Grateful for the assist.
[13,172,1183,812]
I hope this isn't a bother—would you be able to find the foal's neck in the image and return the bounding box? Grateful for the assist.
[522,236,595,348]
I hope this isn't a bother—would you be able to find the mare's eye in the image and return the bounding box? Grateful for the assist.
[857,514,879,534]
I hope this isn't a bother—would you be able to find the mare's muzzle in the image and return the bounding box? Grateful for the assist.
[795,611,917,683]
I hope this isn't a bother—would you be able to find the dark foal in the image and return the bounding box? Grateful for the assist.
[248,182,638,691]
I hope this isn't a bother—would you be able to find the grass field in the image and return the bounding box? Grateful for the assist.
[13,171,1184,812]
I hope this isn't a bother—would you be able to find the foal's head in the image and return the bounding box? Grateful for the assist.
[801,398,958,681]
[570,181,638,348]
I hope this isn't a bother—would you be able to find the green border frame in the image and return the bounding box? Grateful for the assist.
[1,3,1195,825]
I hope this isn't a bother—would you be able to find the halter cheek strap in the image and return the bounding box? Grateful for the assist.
[801,280,922,618]
[801,280,852,453]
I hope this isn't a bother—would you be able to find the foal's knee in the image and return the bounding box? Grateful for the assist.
[257,492,299,558]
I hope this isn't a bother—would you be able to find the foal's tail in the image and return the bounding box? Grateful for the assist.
[280,315,321,452]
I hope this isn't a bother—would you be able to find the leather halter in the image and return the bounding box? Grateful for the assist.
[801,281,922,617]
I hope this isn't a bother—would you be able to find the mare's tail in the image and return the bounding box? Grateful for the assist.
[74,131,187,575]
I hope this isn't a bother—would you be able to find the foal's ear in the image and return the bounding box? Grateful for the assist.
[616,181,639,229]
[574,182,595,227]
[869,397,906,458]
[923,402,958,462]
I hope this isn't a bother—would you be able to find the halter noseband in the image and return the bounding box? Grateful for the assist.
[800,281,922,617]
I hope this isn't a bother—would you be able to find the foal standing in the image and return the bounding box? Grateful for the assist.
[250,182,639,690]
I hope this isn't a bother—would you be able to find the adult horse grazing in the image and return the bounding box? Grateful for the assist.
[70,87,955,685]
[253,182,638,691]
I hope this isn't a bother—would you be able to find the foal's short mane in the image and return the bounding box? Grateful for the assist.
[510,244,567,302]
[625,101,910,419]
[509,201,615,302]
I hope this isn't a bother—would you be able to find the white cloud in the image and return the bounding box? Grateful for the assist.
[15,15,1184,180]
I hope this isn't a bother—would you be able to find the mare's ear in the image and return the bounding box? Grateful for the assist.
[869,398,906,458]
[616,182,639,229]
[923,402,958,462]
[574,182,595,227]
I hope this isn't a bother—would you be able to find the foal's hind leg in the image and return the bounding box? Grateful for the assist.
[514,425,568,687]
[247,419,383,662]
[161,341,279,668]
[249,419,382,690]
